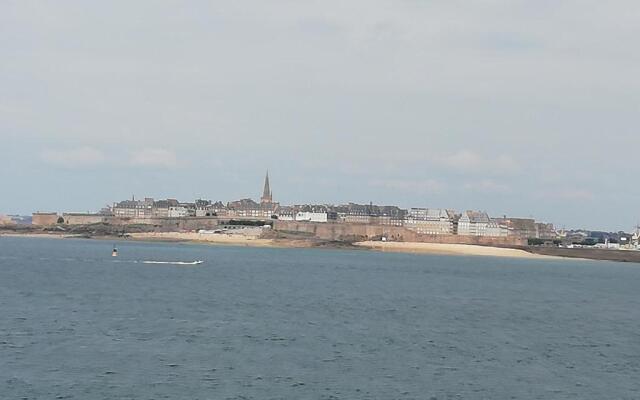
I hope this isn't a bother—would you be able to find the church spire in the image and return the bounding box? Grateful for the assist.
[261,171,272,204]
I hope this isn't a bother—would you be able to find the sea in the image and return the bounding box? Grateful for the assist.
[1,236,639,399]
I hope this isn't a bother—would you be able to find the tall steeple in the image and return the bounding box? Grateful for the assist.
[261,171,272,204]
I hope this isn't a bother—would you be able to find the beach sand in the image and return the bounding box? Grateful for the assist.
[128,232,278,247]
[0,233,65,239]
[2,231,559,260]
[355,241,553,259]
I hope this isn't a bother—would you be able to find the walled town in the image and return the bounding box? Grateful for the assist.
[16,172,638,254]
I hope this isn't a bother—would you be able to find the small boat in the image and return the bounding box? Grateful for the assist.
[112,246,118,257]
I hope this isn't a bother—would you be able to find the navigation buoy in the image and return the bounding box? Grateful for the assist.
[112,246,118,257]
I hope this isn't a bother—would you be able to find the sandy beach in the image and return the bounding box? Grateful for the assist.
[132,233,554,259]
[128,232,279,247]
[0,232,65,239]
[0,231,571,261]
[355,241,554,259]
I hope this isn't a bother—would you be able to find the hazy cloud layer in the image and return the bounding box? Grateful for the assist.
[129,148,179,168]
[438,150,520,175]
[1,0,639,230]
[40,147,106,168]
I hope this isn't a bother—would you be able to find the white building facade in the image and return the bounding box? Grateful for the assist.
[404,208,454,235]
[457,211,508,237]
[295,211,329,223]
[168,206,190,218]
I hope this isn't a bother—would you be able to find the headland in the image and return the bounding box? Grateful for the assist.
[5,224,640,263]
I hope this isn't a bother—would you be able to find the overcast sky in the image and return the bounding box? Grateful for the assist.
[2,1,639,231]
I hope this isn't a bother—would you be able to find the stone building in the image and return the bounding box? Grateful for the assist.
[111,197,201,219]
[375,205,407,226]
[228,172,279,218]
[295,211,329,223]
[405,208,455,235]
[458,211,508,237]
[0,214,15,226]
[150,199,177,218]
[333,203,406,225]
[493,217,556,239]
[535,223,557,240]
[275,206,296,221]
[112,197,155,218]
[227,198,275,218]
[278,204,337,223]
[195,199,213,217]
[260,171,273,204]
[210,201,229,216]
[32,212,60,226]
[334,203,373,224]
[168,203,195,218]
[62,213,107,225]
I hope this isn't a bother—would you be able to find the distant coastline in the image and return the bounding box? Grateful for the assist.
[0,230,542,259]
[355,241,556,259]
[6,229,640,263]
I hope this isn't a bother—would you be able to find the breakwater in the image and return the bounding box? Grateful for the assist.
[527,247,640,263]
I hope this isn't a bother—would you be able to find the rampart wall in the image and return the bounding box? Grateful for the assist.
[107,216,225,231]
[62,214,108,225]
[273,220,526,246]
[32,213,59,226]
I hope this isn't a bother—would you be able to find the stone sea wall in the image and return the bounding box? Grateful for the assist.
[30,213,526,246]
[273,220,527,246]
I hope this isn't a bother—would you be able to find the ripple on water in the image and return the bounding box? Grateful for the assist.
[1,237,640,399]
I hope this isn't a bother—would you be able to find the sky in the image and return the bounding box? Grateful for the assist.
[1,1,639,231]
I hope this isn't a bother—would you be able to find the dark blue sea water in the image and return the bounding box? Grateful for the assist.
[1,237,639,399]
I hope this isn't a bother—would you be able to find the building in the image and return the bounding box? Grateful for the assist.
[275,204,335,222]
[210,201,229,216]
[195,199,213,217]
[301,205,337,222]
[112,197,155,218]
[375,206,407,226]
[561,230,590,244]
[62,213,108,225]
[151,199,177,218]
[295,211,329,223]
[332,203,405,225]
[275,206,296,221]
[227,198,274,218]
[194,199,228,217]
[111,197,199,219]
[32,212,60,226]
[227,173,279,218]
[405,208,454,235]
[5,215,31,225]
[536,223,557,240]
[168,204,192,218]
[493,217,556,239]
[260,171,273,204]
[0,214,15,226]
[457,211,508,237]
[335,203,374,224]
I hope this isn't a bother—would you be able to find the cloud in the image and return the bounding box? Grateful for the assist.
[437,150,520,175]
[3,1,640,230]
[549,189,595,201]
[369,178,446,195]
[129,148,178,168]
[462,179,512,194]
[40,147,106,168]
